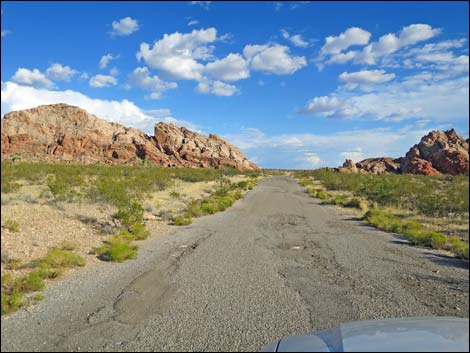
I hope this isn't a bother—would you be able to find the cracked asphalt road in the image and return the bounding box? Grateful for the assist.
[1,176,468,352]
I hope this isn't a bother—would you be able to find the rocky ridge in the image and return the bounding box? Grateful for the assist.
[1,104,258,171]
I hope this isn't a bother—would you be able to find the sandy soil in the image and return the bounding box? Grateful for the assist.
[1,175,249,276]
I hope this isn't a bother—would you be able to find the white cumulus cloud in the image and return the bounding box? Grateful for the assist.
[89,74,118,88]
[354,24,441,65]
[301,75,468,121]
[11,68,54,89]
[128,67,177,99]
[1,81,200,134]
[281,29,310,48]
[1,81,154,132]
[244,44,307,75]
[205,53,250,81]
[196,79,239,96]
[320,27,371,56]
[137,28,217,80]
[99,53,118,69]
[111,17,139,36]
[339,69,395,85]
[45,63,79,82]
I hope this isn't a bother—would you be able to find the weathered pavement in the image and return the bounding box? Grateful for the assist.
[2,176,469,352]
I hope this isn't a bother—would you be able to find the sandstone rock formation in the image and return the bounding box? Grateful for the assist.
[338,129,469,176]
[339,157,401,175]
[1,104,258,171]
[400,129,469,176]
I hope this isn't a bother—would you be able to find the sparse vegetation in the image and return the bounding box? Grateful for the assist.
[296,169,468,260]
[1,161,259,314]
[91,235,138,263]
[33,248,86,269]
[169,191,181,199]
[1,248,85,315]
[295,169,469,217]
[3,219,20,233]
[363,209,469,260]
[173,217,193,226]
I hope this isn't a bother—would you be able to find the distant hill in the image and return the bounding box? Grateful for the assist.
[1,104,258,171]
[339,129,469,176]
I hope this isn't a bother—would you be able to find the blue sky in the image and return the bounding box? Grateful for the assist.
[1,1,469,169]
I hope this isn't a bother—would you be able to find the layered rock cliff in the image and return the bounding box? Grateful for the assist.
[1,104,258,171]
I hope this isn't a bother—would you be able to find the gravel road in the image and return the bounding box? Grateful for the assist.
[2,176,468,352]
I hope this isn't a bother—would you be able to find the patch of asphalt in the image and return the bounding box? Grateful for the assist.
[1,176,468,352]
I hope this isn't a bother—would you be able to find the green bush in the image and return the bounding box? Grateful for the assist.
[46,175,81,202]
[1,291,24,315]
[34,249,85,269]
[430,232,447,250]
[92,235,137,262]
[447,236,469,260]
[173,217,192,226]
[113,201,144,227]
[299,179,314,187]
[333,196,348,206]
[316,191,330,201]
[16,270,45,292]
[129,222,150,240]
[237,181,249,189]
[1,274,15,291]
[200,203,217,215]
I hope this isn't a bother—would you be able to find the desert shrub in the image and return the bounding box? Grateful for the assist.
[1,180,21,194]
[129,222,150,240]
[299,179,314,187]
[307,188,317,197]
[34,249,85,269]
[57,240,79,251]
[91,235,137,262]
[1,274,15,291]
[87,177,131,206]
[169,191,181,199]
[200,203,217,215]
[214,177,233,196]
[237,181,249,189]
[173,217,193,226]
[46,175,81,202]
[333,196,348,206]
[430,233,447,250]
[300,169,468,218]
[447,236,469,260]
[1,291,24,315]
[232,190,243,200]
[344,198,368,211]
[316,191,330,201]
[112,201,144,228]
[363,210,457,254]
[16,270,46,292]
[3,219,20,233]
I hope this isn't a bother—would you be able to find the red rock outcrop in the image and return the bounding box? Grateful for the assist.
[1,104,258,171]
[338,129,469,176]
[401,129,469,176]
[339,157,401,174]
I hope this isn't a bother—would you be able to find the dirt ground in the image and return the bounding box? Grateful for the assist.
[0,175,249,276]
